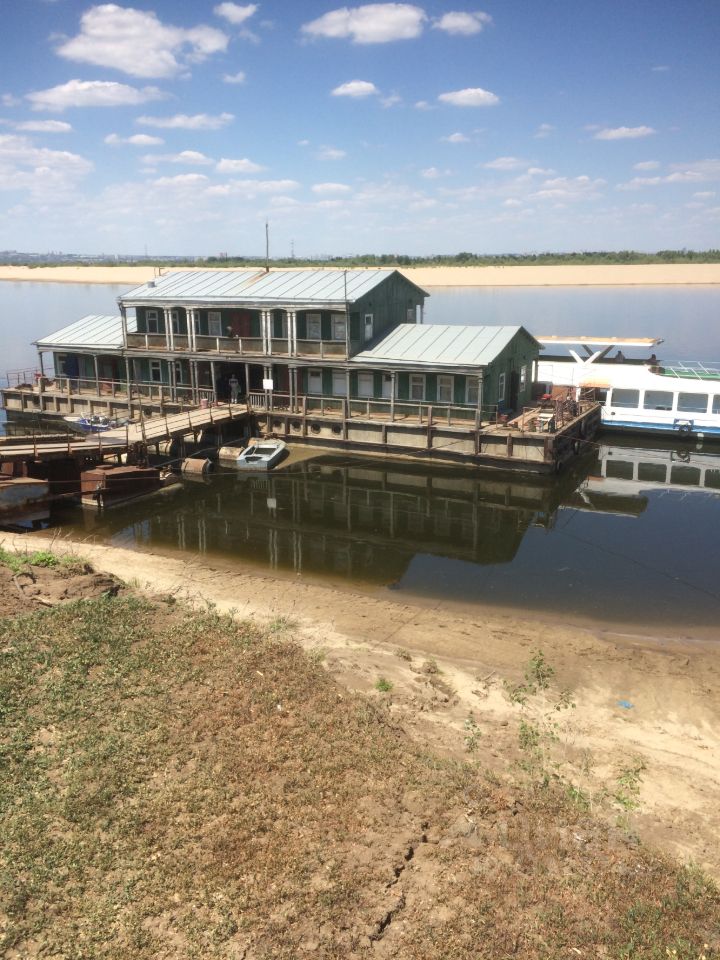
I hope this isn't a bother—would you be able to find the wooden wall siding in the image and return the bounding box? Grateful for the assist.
[353,272,424,348]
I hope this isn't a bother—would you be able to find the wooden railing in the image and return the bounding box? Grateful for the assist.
[247,392,498,425]
[125,332,359,359]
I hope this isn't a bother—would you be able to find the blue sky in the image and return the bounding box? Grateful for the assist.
[1,0,718,256]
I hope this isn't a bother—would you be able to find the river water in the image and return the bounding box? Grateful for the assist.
[2,281,720,631]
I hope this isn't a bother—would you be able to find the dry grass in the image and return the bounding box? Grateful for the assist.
[0,572,718,958]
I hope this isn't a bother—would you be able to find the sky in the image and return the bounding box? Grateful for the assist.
[0,0,718,257]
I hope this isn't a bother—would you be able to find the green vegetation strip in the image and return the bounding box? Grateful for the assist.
[0,572,718,958]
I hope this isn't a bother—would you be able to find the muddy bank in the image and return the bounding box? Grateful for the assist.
[3,532,719,878]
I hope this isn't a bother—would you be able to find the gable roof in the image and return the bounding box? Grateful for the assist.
[34,314,135,351]
[120,268,427,306]
[352,323,538,369]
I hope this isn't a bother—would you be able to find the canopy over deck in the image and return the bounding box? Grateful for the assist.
[537,336,663,348]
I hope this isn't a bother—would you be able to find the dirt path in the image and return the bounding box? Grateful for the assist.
[4,531,719,878]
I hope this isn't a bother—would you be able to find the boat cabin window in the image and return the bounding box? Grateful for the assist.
[610,388,639,408]
[606,460,634,480]
[643,390,673,411]
[670,465,701,487]
[706,469,720,490]
[638,462,667,483]
[713,395,720,415]
[677,392,708,414]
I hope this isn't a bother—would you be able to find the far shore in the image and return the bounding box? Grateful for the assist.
[0,262,719,287]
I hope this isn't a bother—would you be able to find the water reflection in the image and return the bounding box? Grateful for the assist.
[53,440,720,629]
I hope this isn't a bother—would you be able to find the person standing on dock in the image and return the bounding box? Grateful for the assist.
[229,374,239,404]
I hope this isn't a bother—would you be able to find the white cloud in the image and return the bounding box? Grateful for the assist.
[414,100,432,111]
[152,173,210,187]
[137,112,234,130]
[223,71,247,84]
[317,146,346,160]
[301,3,426,44]
[633,160,660,170]
[651,65,669,72]
[441,132,469,143]
[105,133,164,146]
[311,182,351,194]
[15,120,72,133]
[534,123,554,139]
[420,167,449,179]
[56,5,229,79]
[503,198,522,207]
[206,178,300,197]
[143,150,214,165]
[216,157,264,173]
[332,80,379,98]
[380,93,402,108]
[214,3,258,25]
[484,156,526,170]
[27,80,165,113]
[433,11,491,35]
[594,125,656,140]
[528,175,606,202]
[617,159,720,190]
[0,133,92,197]
[693,191,716,199]
[438,87,499,107]
[2,94,21,108]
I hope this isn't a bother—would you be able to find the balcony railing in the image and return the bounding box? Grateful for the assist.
[247,392,499,426]
[125,331,359,359]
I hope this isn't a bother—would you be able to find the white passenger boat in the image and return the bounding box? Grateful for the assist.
[536,336,720,438]
[236,439,287,470]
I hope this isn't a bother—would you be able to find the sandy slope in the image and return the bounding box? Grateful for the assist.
[0,263,718,287]
[4,530,719,878]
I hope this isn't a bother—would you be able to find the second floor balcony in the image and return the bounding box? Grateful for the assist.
[125,331,360,359]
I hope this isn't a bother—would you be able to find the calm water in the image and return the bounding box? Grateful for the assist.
[2,281,720,630]
[44,441,720,632]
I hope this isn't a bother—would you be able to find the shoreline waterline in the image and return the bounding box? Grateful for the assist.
[0,263,719,287]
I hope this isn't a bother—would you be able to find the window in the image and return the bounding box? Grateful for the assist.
[643,390,673,410]
[146,309,160,334]
[332,370,347,396]
[677,392,708,413]
[173,361,185,384]
[520,365,527,390]
[306,313,321,340]
[307,369,322,394]
[611,388,640,408]
[606,460,634,480]
[497,372,506,403]
[409,374,425,401]
[437,375,453,404]
[406,307,415,322]
[364,314,374,341]
[638,462,668,483]
[170,310,180,335]
[466,378,479,406]
[331,314,347,341]
[670,465,701,486]
[382,374,393,399]
[357,372,374,398]
[714,395,720,415]
[208,311,222,337]
[149,360,162,383]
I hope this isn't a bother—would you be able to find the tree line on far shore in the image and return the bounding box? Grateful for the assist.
[5,249,720,268]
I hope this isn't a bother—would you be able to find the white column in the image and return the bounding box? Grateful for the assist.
[291,311,298,354]
[165,308,175,351]
[286,310,292,356]
[120,304,128,347]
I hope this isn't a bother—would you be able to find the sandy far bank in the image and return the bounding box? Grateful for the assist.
[4,531,720,877]
[0,263,718,287]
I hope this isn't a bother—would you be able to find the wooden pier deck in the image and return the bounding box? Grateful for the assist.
[0,404,248,464]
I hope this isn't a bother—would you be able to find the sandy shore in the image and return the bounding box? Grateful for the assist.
[4,530,719,877]
[0,263,718,287]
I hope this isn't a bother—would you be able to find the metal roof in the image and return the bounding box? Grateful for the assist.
[119,268,425,305]
[34,314,136,351]
[537,335,662,347]
[352,324,537,369]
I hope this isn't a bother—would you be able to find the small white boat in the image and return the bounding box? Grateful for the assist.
[64,414,129,433]
[236,439,287,470]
